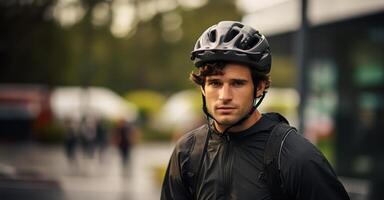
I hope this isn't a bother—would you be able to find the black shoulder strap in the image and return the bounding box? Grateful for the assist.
[264,122,296,200]
[188,125,209,197]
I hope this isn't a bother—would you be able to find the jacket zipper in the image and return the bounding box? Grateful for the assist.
[222,133,233,198]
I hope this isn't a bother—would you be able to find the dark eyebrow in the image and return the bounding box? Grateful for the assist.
[206,78,221,82]
[232,79,248,83]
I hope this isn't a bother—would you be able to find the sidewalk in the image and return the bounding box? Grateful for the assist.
[0,142,370,200]
[0,142,174,200]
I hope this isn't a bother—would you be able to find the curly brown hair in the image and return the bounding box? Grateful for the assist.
[189,61,271,92]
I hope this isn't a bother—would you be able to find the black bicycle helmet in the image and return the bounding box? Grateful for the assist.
[191,21,271,74]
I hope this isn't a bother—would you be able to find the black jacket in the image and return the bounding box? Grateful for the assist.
[161,113,350,200]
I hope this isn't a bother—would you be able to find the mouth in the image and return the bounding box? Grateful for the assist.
[216,106,236,113]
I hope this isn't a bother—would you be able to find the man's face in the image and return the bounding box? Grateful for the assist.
[202,63,256,127]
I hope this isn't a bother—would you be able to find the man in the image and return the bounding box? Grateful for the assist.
[161,21,349,200]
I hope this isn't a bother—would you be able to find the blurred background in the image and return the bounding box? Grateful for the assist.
[0,0,383,199]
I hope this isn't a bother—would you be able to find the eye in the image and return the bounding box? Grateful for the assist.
[207,80,222,87]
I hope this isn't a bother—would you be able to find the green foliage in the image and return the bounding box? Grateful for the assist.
[141,126,173,142]
[0,0,243,94]
[125,90,166,124]
[317,138,335,166]
[125,90,166,114]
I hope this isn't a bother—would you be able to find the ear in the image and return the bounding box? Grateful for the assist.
[256,81,266,98]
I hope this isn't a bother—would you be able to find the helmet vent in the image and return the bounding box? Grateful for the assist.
[208,30,217,42]
[234,35,244,48]
[223,29,239,43]
[242,35,259,50]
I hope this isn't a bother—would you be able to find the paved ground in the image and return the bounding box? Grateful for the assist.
[0,141,372,200]
[0,142,174,200]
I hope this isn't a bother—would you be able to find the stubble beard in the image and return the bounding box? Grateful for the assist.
[212,113,242,131]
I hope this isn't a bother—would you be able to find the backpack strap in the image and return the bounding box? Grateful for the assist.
[264,122,296,200]
[188,125,209,198]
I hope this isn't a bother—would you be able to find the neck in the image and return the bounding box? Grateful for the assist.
[214,110,262,133]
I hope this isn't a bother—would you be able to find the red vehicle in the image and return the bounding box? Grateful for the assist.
[0,84,52,141]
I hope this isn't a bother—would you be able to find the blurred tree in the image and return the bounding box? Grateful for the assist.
[125,90,166,123]
[0,0,242,93]
[0,0,66,85]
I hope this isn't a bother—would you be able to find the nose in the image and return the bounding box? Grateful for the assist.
[219,84,232,102]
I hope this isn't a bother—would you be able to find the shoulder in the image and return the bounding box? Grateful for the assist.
[279,130,349,199]
[174,124,209,155]
[263,112,290,125]
[171,124,209,176]
[281,130,330,170]
[284,131,322,159]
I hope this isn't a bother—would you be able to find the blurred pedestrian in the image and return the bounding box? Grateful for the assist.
[79,116,97,158]
[64,118,78,162]
[115,119,139,167]
[95,118,108,162]
[161,21,349,200]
